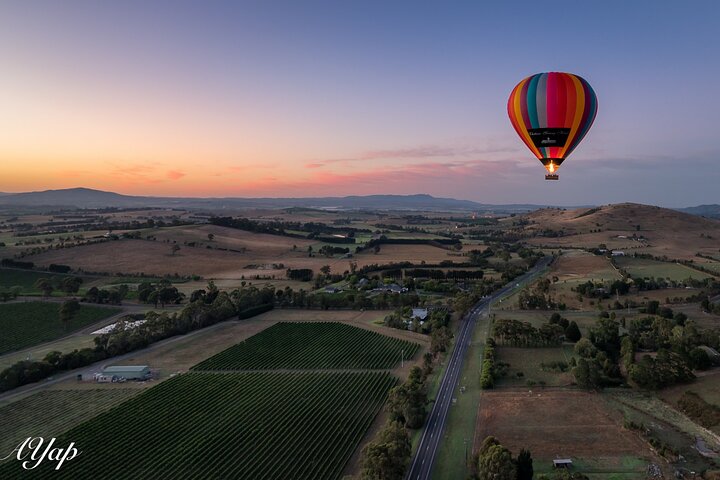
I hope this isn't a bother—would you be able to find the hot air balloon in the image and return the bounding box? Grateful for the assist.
[507,72,597,180]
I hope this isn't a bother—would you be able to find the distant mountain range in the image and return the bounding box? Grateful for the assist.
[0,188,566,213]
[0,187,716,216]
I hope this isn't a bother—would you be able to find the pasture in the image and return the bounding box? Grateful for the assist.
[474,390,664,477]
[0,302,120,355]
[615,256,715,281]
[192,322,420,371]
[0,372,396,480]
[494,346,575,387]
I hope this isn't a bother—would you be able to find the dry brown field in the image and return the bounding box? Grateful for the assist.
[524,204,720,261]
[474,390,662,474]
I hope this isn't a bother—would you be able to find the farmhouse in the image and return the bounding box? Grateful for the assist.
[411,308,428,321]
[553,458,573,469]
[101,365,151,380]
[611,250,625,256]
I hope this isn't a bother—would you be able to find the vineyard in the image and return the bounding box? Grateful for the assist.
[0,302,120,354]
[192,322,420,371]
[5,372,397,480]
[0,389,140,459]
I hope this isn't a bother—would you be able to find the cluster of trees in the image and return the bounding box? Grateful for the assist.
[84,285,128,305]
[360,421,411,480]
[700,296,720,315]
[286,268,313,282]
[470,436,533,480]
[210,216,369,238]
[405,268,484,280]
[361,366,432,480]
[137,280,184,307]
[628,350,695,389]
[480,338,498,389]
[517,283,562,310]
[0,258,34,269]
[317,245,350,256]
[0,284,275,393]
[387,367,428,429]
[34,276,83,297]
[493,314,579,348]
[571,316,624,389]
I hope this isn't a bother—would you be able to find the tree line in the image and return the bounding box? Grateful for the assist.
[0,284,276,393]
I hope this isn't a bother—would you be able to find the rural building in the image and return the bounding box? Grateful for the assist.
[411,308,428,321]
[101,365,151,380]
[357,278,369,288]
[698,346,720,365]
[611,250,625,256]
[553,458,572,469]
[324,286,341,294]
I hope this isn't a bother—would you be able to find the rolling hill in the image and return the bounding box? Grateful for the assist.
[519,203,720,261]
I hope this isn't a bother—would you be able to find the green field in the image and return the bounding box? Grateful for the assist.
[192,322,420,371]
[0,389,140,459]
[615,257,714,281]
[0,268,77,294]
[0,372,396,480]
[0,301,120,354]
[495,346,575,387]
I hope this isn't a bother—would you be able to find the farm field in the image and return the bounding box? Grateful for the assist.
[608,391,719,471]
[491,310,601,336]
[0,334,96,371]
[25,239,252,277]
[192,322,420,371]
[474,390,664,477]
[615,256,715,281]
[0,302,120,355]
[494,346,575,387]
[0,268,80,294]
[0,389,140,459]
[0,372,396,480]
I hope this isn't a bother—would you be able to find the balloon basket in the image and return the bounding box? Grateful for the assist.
[545,174,559,180]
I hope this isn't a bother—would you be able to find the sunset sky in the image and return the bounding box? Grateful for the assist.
[1,1,718,206]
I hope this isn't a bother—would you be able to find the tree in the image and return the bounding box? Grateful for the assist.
[565,321,582,342]
[477,436,516,480]
[516,449,534,480]
[171,244,181,256]
[360,421,411,480]
[320,265,331,276]
[34,278,54,297]
[207,233,215,241]
[59,299,80,331]
[60,276,83,295]
[689,347,712,370]
[574,338,597,359]
[573,357,601,390]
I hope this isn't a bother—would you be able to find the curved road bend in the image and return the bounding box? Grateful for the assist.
[406,256,552,480]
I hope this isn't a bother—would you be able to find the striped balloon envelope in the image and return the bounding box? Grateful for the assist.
[507,72,597,180]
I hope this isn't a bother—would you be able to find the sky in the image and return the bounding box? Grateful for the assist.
[1,1,719,207]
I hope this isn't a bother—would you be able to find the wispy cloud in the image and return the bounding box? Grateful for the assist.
[166,170,186,180]
[307,143,520,169]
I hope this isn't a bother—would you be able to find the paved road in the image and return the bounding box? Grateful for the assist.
[406,256,552,480]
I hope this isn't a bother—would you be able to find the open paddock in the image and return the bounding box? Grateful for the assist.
[615,256,715,281]
[474,390,661,476]
[494,346,575,387]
